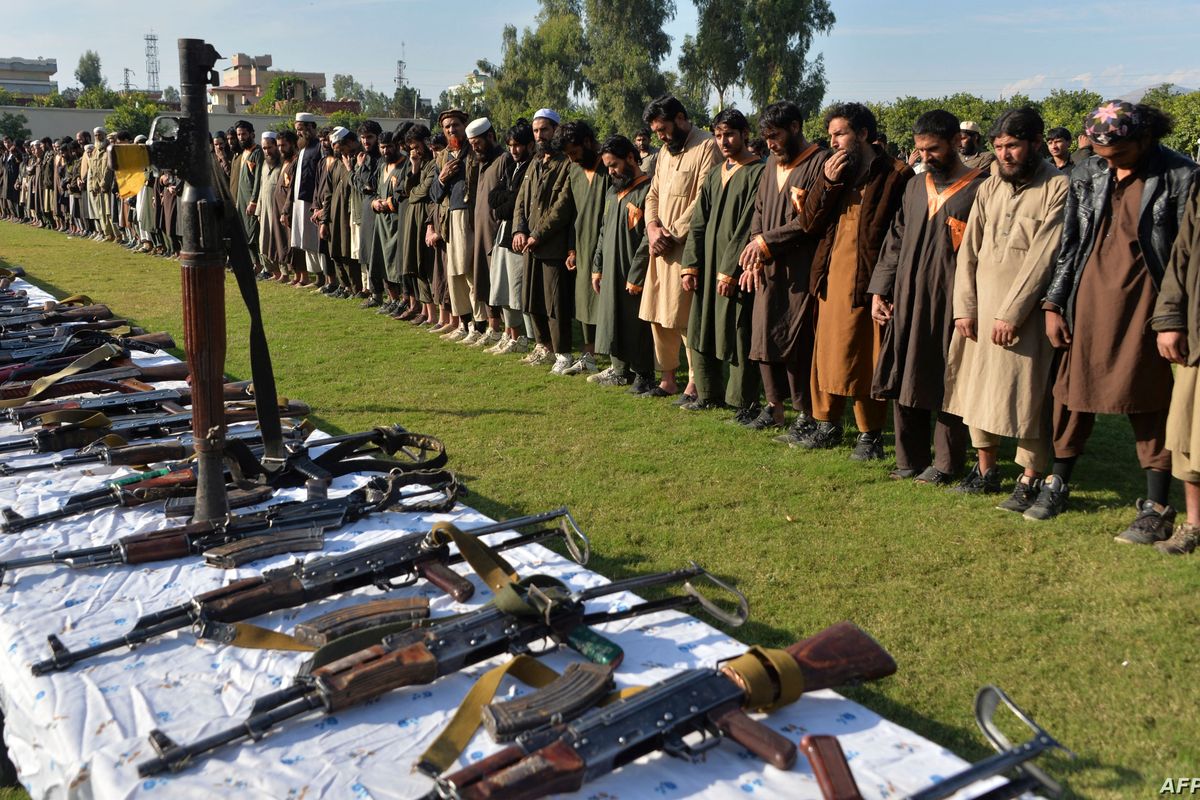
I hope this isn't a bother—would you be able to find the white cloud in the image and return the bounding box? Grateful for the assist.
[1000,74,1048,96]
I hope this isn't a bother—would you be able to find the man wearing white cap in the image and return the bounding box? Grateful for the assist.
[321,126,362,298]
[290,112,323,284]
[465,116,507,347]
[513,108,578,372]
[957,121,996,172]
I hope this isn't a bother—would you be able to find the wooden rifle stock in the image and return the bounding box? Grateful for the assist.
[415,558,474,602]
[462,740,586,800]
[316,640,439,711]
[785,621,898,691]
[198,574,308,623]
[711,706,797,770]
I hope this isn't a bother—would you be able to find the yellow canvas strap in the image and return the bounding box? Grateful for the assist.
[56,294,94,306]
[225,621,316,652]
[427,521,519,593]
[721,646,805,712]
[0,343,123,410]
[26,410,113,427]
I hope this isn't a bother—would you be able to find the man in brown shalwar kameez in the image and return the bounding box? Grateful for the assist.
[795,102,912,456]
[868,110,987,484]
[737,101,828,432]
[1033,101,1198,544]
[944,108,1068,508]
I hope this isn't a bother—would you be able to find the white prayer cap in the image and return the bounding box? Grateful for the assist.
[92,126,106,136]
[294,112,318,124]
[84,144,94,151]
[329,126,351,144]
[466,117,492,139]
[532,108,560,125]
[134,134,148,143]
[261,131,278,141]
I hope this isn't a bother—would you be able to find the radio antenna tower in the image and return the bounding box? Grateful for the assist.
[144,32,160,92]
[395,44,406,90]
[123,68,136,92]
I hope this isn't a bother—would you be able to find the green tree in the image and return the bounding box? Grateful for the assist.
[331,74,364,102]
[582,0,674,136]
[0,88,13,106]
[75,50,105,90]
[678,0,746,113]
[328,110,369,133]
[76,86,122,109]
[741,0,835,119]
[0,112,31,140]
[250,75,312,115]
[31,90,71,108]
[1036,88,1101,138]
[662,70,712,130]
[105,95,161,138]
[162,86,180,104]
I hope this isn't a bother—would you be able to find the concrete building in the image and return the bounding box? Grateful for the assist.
[0,57,58,96]
[209,53,326,113]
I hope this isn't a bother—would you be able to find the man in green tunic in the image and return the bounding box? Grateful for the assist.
[592,135,655,391]
[322,127,362,298]
[400,125,438,326]
[367,132,407,312]
[230,120,264,273]
[681,108,765,417]
[558,120,609,376]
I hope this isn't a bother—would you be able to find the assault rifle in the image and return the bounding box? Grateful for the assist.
[799,686,1072,800]
[0,304,113,331]
[431,621,897,800]
[34,507,591,676]
[0,330,174,366]
[0,341,175,384]
[0,400,308,457]
[0,468,463,582]
[2,380,254,425]
[135,561,748,776]
[0,318,146,346]
[0,361,192,402]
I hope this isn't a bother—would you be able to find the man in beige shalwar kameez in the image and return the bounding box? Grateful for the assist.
[640,95,719,398]
[944,108,1068,511]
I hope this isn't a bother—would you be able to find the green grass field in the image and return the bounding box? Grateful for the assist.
[1,222,1195,799]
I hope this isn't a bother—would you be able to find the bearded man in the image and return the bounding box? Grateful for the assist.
[252,131,284,278]
[558,120,609,375]
[290,113,324,285]
[229,120,264,272]
[957,121,996,172]
[944,108,1069,507]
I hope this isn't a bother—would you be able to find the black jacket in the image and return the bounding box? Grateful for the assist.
[295,143,322,203]
[1043,144,1198,329]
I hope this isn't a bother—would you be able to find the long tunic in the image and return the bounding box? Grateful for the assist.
[369,159,406,282]
[290,146,321,252]
[869,167,987,409]
[326,158,356,262]
[271,159,296,265]
[944,160,1069,437]
[594,175,653,363]
[747,143,828,361]
[471,145,506,300]
[401,159,436,284]
[514,153,576,316]
[235,146,264,248]
[683,156,764,362]
[353,153,380,273]
[641,125,720,329]
[569,161,610,326]
[1054,171,1173,413]
[255,160,282,264]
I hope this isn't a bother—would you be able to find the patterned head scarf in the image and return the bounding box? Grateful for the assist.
[1085,100,1142,145]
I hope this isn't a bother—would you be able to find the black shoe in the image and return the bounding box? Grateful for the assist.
[627,376,655,395]
[361,296,381,309]
[643,386,678,398]
[1114,499,1176,544]
[849,431,885,461]
[889,467,919,480]
[997,476,1042,512]
[914,466,955,486]
[320,284,338,295]
[795,420,843,450]
[953,464,1002,494]
[377,300,397,315]
[680,398,725,412]
[727,404,762,426]
[771,413,817,444]
[1023,475,1069,521]
[672,392,698,406]
[746,409,784,431]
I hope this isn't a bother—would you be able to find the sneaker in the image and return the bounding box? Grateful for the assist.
[849,431,885,461]
[746,409,785,431]
[474,330,503,349]
[997,476,1042,513]
[728,404,763,427]
[1155,523,1199,555]
[505,335,531,355]
[526,345,554,366]
[376,300,396,315]
[672,392,698,406]
[587,365,617,384]
[520,344,547,364]
[1023,475,1069,521]
[549,353,574,375]
[795,421,843,450]
[627,375,655,395]
[562,352,599,376]
[680,398,726,411]
[914,466,955,486]
[429,322,452,334]
[1114,499,1176,545]
[771,413,817,444]
[441,327,467,342]
[952,464,1002,494]
[460,329,483,346]
[485,333,512,354]
[594,370,632,387]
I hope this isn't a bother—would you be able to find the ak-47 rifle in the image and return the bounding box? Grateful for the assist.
[799,686,1073,800]
[0,330,174,366]
[135,561,748,776]
[0,360,192,402]
[0,304,113,331]
[0,318,147,346]
[0,467,462,582]
[0,399,309,457]
[34,507,591,677]
[431,621,898,800]
[2,379,253,425]
[0,338,175,384]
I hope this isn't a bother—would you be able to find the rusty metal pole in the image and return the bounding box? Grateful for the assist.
[175,39,227,522]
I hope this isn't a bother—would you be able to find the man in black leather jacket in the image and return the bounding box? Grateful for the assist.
[1028,101,1198,546]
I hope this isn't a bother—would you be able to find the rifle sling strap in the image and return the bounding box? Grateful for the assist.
[0,343,123,410]
[721,646,805,712]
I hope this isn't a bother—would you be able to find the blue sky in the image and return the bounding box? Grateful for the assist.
[3,1,1197,106]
